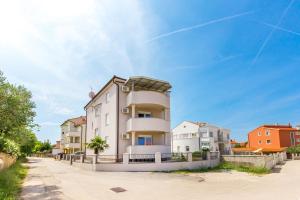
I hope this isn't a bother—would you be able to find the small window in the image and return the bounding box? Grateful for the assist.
[266,140,271,144]
[106,93,110,103]
[105,113,110,125]
[258,140,262,144]
[137,111,151,118]
[95,104,101,117]
[209,132,213,137]
[185,146,190,152]
[258,132,261,136]
[266,130,270,136]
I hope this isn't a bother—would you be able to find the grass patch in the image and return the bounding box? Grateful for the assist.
[171,162,270,175]
[0,159,28,200]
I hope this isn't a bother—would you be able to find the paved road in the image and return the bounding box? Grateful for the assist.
[21,157,300,200]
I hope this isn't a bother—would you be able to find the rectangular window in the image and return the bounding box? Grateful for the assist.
[106,93,110,103]
[266,140,271,144]
[105,113,110,126]
[266,130,270,136]
[258,132,261,136]
[95,104,101,117]
[290,132,295,146]
[209,132,213,137]
[258,140,262,144]
[185,146,190,152]
[137,111,151,118]
[137,135,152,145]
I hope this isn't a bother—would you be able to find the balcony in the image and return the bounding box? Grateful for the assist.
[65,131,81,137]
[64,143,81,149]
[127,91,170,108]
[126,118,170,133]
[126,145,171,154]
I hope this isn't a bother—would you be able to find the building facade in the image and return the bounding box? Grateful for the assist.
[84,76,172,156]
[248,124,300,151]
[172,121,231,154]
[60,116,86,154]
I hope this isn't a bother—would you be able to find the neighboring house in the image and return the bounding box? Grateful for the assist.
[60,116,86,154]
[172,121,231,155]
[84,76,172,156]
[238,124,300,154]
[52,141,62,155]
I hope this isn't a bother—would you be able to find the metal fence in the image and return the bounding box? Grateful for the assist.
[161,153,188,162]
[129,154,155,163]
[97,155,123,164]
[192,151,205,161]
[73,155,81,163]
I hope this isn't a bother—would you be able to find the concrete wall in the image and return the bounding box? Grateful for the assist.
[222,152,286,169]
[0,152,16,171]
[95,159,219,172]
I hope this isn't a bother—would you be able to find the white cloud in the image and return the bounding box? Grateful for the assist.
[0,0,155,126]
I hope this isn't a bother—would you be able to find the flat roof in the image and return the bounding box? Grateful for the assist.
[125,76,171,92]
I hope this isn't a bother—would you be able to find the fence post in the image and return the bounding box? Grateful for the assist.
[123,153,129,164]
[80,155,84,163]
[70,155,73,165]
[187,152,192,162]
[155,152,161,164]
[207,151,211,161]
[92,155,97,171]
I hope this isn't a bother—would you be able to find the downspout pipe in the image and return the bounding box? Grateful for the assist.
[113,79,122,156]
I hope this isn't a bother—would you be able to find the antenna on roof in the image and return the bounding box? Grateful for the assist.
[89,86,95,99]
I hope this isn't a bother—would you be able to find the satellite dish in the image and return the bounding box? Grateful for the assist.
[89,87,95,98]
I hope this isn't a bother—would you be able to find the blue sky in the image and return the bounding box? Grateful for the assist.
[0,0,300,143]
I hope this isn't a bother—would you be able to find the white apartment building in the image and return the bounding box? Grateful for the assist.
[172,121,231,155]
[84,76,172,156]
[60,116,86,154]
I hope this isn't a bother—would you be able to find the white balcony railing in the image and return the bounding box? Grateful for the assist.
[126,145,171,154]
[126,118,170,132]
[127,91,170,108]
[65,131,81,137]
[64,143,81,149]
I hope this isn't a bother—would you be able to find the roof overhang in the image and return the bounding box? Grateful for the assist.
[125,76,171,93]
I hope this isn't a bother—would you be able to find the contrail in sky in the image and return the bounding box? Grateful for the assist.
[252,0,294,64]
[261,22,300,37]
[146,11,255,43]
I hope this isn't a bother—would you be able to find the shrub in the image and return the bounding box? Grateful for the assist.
[0,136,21,157]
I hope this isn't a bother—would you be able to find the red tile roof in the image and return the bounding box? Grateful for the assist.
[62,116,86,126]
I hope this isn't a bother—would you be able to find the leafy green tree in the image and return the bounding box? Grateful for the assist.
[0,71,36,139]
[32,140,52,153]
[87,136,109,154]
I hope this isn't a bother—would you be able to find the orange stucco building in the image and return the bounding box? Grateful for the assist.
[248,124,300,151]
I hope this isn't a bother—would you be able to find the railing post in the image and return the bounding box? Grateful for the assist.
[187,152,192,162]
[123,153,129,164]
[155,152,161,164]
[80,155,84,163]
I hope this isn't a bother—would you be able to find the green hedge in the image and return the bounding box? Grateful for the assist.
[0,136,21,157]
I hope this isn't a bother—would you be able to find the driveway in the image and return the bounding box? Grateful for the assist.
[21,157,300,200]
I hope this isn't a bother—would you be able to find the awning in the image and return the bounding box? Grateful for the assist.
[125,76,171,93]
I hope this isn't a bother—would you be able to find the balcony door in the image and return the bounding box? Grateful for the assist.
[137,135,152,145]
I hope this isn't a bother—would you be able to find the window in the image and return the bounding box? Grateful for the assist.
[209,132,213,137]
[296,138,300,143]
[296,132,300,136]
[106,93,110,103]
[75,137,80,143]
[185,146,190,152]
[94,128,99,136]
[137,111,151,118]
[105,113,110,126]
[266,130,270,136]
[95,104,101,117]
[258,140,262,144]
[258,132,261,136]
[290,132,295,146]
[137,135,152,145]
[266,140,271,144]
